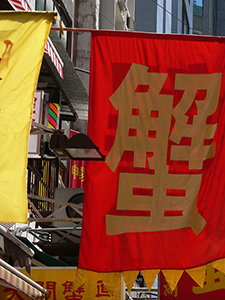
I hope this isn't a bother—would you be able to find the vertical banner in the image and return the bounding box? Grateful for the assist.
[0,11,56,222]
[69,130,85,188]
[78,30,225,286]
[70,160,85,188]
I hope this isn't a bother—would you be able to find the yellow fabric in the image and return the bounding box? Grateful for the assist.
[121,270,139,293]
[73,269,123,299]
[186,265,207,288]
[0,11,56,222]
[162,269,183,291]
[141,269,160,291]
[76,259,225,295]
[211,258,225,273]
[74,268,96,290]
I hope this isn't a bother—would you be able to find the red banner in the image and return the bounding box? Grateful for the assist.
[78,31,225,273]
[69,130,85,188]
[160,267,225,299]
[70,160,85,188]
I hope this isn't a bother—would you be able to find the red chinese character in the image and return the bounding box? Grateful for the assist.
[75,284,85,294]
[95,280,111,298]
[36,281,57,300]
[3,288,25,300]
[46,281,57,300]
[65,292,83,300]
[62,281,74,294]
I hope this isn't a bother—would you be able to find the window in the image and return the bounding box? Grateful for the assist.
[193,0,203,16]
[36,0,45,10]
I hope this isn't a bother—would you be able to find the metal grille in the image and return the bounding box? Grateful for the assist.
[27,159,58,218]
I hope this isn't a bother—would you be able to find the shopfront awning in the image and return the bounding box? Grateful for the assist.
[0,258,48,300]
[0,225,34,274]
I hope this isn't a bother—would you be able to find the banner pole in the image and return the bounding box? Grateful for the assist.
[51,27,92,33]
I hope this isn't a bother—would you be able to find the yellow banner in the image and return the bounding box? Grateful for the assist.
[0,11,55,222]
[0,268,124,300]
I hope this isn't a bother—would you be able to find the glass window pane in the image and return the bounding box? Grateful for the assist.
[46,0,54,11]
[36,0,45,10]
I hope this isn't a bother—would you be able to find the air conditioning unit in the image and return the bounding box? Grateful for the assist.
[53,187,84,229]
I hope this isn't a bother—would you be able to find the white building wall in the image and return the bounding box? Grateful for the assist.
[100,0,116,29]
[184,0,193,34]
[165,0,172,33]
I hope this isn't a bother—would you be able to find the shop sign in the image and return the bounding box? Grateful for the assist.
[0,268,123,300]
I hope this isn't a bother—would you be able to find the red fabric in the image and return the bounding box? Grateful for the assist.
[69,130,85,188]
[160,270,225,299]
[78,30,225,272]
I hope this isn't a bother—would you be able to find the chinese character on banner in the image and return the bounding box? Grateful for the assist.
[160,267,225,300]
[95,281,111,298]
[37,281,57,300]
[78,30,225,276]
[0,269,123,300]
[62,283,85,300]
[70,160,85,188]
[3,288,25,300]
[69,130,85,188]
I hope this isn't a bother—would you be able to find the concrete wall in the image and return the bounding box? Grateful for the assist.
[100,0,116,29]
[75,0,135,93]
[75,0,100,92]
[62,0,73,15]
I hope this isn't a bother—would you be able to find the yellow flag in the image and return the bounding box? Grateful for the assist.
[0,11,56,222]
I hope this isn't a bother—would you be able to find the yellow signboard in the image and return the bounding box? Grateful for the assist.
[0,268,124,300]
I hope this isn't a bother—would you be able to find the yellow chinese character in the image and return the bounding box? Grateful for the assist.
[193,265,225,294]
[170,73,221,169]
[79,166,85,182]
[71,164,79,180]
[105,64,221,236]
[163,283,178,297]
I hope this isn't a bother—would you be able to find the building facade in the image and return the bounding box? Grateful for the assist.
[74,0,135,91]
[135,0,193,34]
[193,0,225,36]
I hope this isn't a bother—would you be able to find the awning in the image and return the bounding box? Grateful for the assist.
[0,258,48,300]
[18,237,69,267]
[0,225,34,273]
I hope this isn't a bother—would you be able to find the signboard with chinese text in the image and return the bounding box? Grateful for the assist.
[69,130,86,188]
[78,30,225,277]
[160,266,225,299]
[0,268,123,300]
[70,160,85,188]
